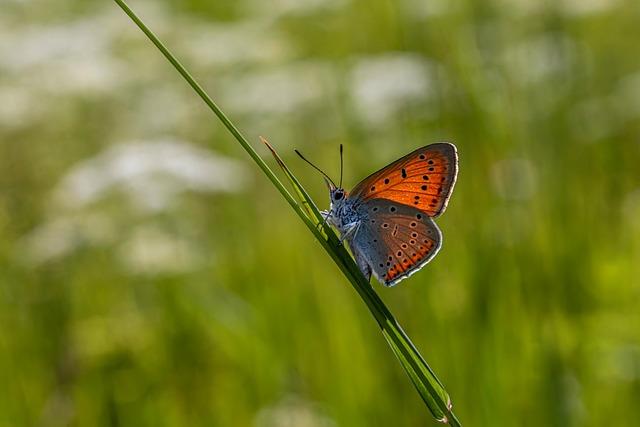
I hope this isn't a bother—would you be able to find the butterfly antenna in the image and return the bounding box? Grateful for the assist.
[339,144,344,188]
[294,149,337,188]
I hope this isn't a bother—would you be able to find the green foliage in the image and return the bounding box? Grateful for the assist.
[1,0,639,426]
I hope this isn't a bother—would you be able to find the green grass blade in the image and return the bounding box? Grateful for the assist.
[252,140,461,425]
[112,1,462,424]
[260,136,325,226]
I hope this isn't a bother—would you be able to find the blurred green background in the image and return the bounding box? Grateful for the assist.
[1,0,640,426]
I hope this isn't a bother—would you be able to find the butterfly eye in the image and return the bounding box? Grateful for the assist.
[334,191,344,200]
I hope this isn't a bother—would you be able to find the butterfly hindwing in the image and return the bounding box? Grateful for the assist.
[350,199,442,286]
[349,143,458,217]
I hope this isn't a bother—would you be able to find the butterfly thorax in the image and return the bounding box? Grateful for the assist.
[328,194,364,236]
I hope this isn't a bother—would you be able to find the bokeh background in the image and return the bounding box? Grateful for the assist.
[2,0,640,426]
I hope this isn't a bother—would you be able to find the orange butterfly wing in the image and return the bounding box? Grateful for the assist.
[349,143,458,217]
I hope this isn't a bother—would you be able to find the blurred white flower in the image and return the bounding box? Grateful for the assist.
[0,2,172,95]
[21,139,246,266]
[36,53,125,95]
[502,34,576,87]
[20,213,115,264]
[54,138,247,212]
[246,0,346,18]
[0,13,128,94]
[117,225,202,275]
[181,20,292,68]
[221,61,331,115]
[349,53,434,125]
[255,395,336,427]
[495,0,546,16]
[401,0,457,18]
[560,0,620,16]
[0,21,109,72]
[486,0,617,18]
[128,84,204,135]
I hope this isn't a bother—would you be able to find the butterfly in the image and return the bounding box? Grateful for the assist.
[297,143,458,286]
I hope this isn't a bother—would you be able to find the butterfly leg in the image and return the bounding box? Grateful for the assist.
[317,210,332,233]
[339,221,361,244]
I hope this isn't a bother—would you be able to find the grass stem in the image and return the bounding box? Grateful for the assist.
[113,1,461,424]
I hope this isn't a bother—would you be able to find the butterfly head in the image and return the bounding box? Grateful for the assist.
[332,188,346,201]
[323,177,346,207]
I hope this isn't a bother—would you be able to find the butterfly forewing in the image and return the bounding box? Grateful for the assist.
[349,143,458,217]
[352,199,442,286]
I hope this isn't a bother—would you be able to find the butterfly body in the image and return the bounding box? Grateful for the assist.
[323,143,458,287]
[325,191,359,234]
